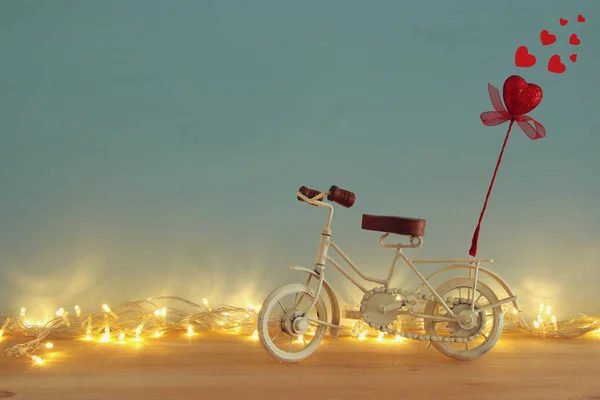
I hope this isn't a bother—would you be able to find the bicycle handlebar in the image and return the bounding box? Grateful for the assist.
[297,186,324,206]
[297,185,356,208]
[327,185,355,208]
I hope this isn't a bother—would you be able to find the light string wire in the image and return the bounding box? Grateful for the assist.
[2,298,599,364]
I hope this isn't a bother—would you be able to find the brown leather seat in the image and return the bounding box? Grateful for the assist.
[361,214,426,237]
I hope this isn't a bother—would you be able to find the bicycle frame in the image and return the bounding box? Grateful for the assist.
[295,191,518,323]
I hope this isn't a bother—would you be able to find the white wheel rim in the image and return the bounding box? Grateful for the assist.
[258,283,328,363]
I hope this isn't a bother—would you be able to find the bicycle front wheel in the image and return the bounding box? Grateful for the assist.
[257,283,328,363]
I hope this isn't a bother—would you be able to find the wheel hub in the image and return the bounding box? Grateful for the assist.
[446,303,483,338]
[292,318,309,335]
[282,310,309,335]
[457,309,478,330]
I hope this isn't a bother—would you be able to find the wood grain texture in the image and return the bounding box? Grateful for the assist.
[1,332,599,400]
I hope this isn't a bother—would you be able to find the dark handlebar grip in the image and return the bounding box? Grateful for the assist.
[297,186,322,204]
[327,185,356,208]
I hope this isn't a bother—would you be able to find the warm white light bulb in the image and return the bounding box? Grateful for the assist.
[74,305,81,317]
[45,342,54,349]
[20,307,26,317]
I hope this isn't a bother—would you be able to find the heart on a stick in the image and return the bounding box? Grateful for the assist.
[502,75,543,117]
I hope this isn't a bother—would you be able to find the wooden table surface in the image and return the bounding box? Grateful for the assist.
[1,331,599,400]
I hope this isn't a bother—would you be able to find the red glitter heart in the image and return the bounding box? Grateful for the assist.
[578,14,586,23]
[502,75,543,116]
[548,55,566,74]
[514,46,536,68]
[560,18,568,26]
[569,33,581,45]
[540,30,557,46]
[570,54,578,63]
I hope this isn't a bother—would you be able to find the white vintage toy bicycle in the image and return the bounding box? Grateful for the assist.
[257,185,521,363]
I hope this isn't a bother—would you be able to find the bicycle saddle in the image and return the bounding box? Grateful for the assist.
[361,214,426,237]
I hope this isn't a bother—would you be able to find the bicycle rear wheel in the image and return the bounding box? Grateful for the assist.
[423,278,503,361]
[257,283,328,363]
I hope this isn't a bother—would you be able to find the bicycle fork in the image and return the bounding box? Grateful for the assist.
[301,228,330,317]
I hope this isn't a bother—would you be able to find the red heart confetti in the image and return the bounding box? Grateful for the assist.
[570,54,578,63]
[560,18,568,26]
[514,46,536,68]
[569,33,581,45]
[578,14,586,23]
[540,30,557,46]
[548,55,566,74]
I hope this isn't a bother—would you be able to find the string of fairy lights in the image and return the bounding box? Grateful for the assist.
[1,297,598,365]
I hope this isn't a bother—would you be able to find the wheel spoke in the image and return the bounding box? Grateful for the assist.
[271,330,283,342]
[278,300,287,313]
[302,336,308,347]
[287,336,293,353]
[465,342,469,350]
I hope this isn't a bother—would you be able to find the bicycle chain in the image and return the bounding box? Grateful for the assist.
[359,286,487,343]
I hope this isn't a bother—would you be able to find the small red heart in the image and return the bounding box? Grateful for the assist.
[503,75,543,117]
[578,14,586,23]
[514,46,536,68]
[540,30,557,46]
[570,54,578,63]
[569,33,581,45]
[560,18,568,26]
[548,55,566,74]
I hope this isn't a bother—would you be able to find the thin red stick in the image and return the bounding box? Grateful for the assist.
[469,119,515,257]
